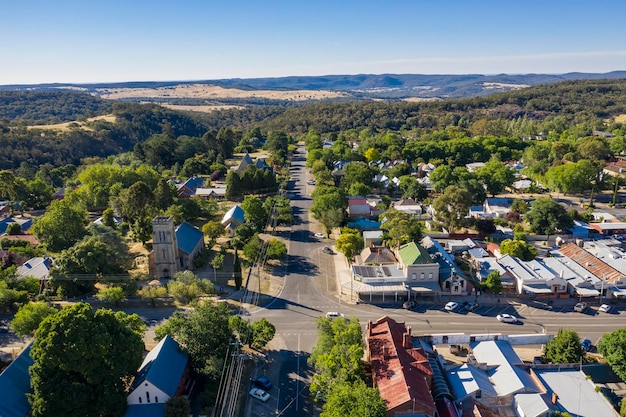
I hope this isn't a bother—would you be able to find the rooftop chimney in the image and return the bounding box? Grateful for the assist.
[403,332,412,349]
[551,392,558,405]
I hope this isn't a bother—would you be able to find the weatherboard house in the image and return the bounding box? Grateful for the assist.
[124,335,192,417]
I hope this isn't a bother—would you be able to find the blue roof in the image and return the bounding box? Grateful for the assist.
[123,403,166,417]
[0,342,34,417]
[222,205,245,225]
[175,222,204,255]
[130,335,188,397]
[347,217,381,230]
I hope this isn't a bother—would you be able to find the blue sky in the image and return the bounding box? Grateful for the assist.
[2,0,626,84]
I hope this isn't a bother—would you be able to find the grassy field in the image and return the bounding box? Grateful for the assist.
[28,114,116,131]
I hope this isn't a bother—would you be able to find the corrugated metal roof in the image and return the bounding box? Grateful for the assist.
[175,221,204,255]
[367,317,435,414]
[513,393,551,417]
[130,335,188,397]
[447,364,497,399]
[0,342,34,417]
[556,243,623,284]
[399,242,432,266]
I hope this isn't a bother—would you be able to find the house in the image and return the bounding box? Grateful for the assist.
[17,256,53,283]
[347,217,381,230]
[193,185,227,200]
[510,179,532,192]
[483,198,512,219]
[221,205,245,237]
[358,246,397,265]
[392,198,422,216]
[366,317,436,417]
[347,196,373,219]
[0,217,32,234]
[93,215,123,227]
[466,162,485,172]
[124,335,192,417]
[397,241,441,297]
[175,176,205,198]
[421,237,470,295]
[0,342,34,417]
[363,230,384,247]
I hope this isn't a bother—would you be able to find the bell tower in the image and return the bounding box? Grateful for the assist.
[152,216,178,279]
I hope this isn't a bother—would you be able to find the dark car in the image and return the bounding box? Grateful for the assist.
[464,302,479,312]
[251,376,273,391]
[581,339,592,352]
[322,247,335,255]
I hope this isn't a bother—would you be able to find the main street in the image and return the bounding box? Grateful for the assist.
[245,147,626,417]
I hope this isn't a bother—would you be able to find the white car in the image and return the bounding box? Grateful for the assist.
[444,302,460,312]
[307,179,316,185]
[496,314,518,323]
[314,232,325,238]
[574,302,588,313]
[599,304,611,313]
[325,312,344,319]
[249,388,271,402]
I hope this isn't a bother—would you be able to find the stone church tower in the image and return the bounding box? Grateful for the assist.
[152,216,178,279]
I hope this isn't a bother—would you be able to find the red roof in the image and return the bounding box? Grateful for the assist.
[367,316,435,414]
[557,243,623,284]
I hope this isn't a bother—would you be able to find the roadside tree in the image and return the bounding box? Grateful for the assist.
[321,380,387,417]
[544,328,584,364]
[10,301,57,337]
[525,197,573,237]
[598,328,626,381]
[335,232,364,263]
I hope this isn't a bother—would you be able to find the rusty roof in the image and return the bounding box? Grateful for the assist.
[556,243,623,283]
[367,316,435,413]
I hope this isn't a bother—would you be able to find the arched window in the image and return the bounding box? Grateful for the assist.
[146,391,150,403]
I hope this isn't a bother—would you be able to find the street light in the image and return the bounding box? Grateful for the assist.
[276,387,280,415]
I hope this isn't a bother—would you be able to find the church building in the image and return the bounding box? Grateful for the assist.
[150,216,204,279]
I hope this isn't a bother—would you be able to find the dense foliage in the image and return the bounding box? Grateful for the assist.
[543,328,584,364]
[597,328,626,382]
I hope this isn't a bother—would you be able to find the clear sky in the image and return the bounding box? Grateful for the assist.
[2,0,626,85]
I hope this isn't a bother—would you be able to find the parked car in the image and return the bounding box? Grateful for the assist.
[403,300,416,310]
[251,376,273,390]
[581,339,593,352]
[444,301,460,312]
[249,388,271,402]
[322,247,335,254]
[574,302,588,312]
[314,232,325,238]
[464,302,479,312]
[496,314,518,323]
[307,179,316,185]
[325,311,344,319]
[599,304,611,313]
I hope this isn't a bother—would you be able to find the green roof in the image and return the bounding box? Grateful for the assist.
[398,242,432,265]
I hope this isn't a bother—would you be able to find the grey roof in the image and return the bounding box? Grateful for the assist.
[534,368,618,417]
[17,257,53,281]
[447,364,497,400]
[130,335,188,397]
[0,342,33,417]
[513,393,551,417]
[470,340,538,397]
[221,205,245,226]
[175,222,204,255]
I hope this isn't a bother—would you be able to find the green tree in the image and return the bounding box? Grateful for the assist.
[137,285,168,307]
[544,328,584,364]
[432,185,471,233]
[482,271,503,294]
[95,286,126,305]
[500,239,538,261]
[266,238,287,260]
[155,301,232,378]
[398,175,428,200]
[28,303,144,417]
[211,253,225,271]
[380,209,423,247]
[202,220,224,248]
[597,328,626,381]
[6,222,22,235]
[621,397,626,417]
[348,181,371,197]
[321,380,386,417]
[242,195,268,232]
[10,301,57,337]
[341,162,376,189]
[525,197,573,236]
[233,251,242,290]
[251,318,276,349]
[164,396,191,417]
[167,270,214,304]
[229,315,253,344]
[0,170,18,201]
[32,199,88,252]
[429,165,454,193]
[476,159,516,196]
[113,180,156,222]
[154,178,176,210]
[335,232,364,263]
[243,234,264,262]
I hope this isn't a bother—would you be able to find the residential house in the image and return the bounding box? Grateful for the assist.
[17,257,53,288]
[347,217,381,230]
[466,162,485,172]
[510,179,532,192]
[421,236,470,295]
[392,198,423,216]
[358,246,397,265]
[0,342,34,417]
[0,217,32,234]
[193,185,227,200]
[175,176,205,199]
[363,230,384,247]
[397,241,441,297]
[366,316,436,417]
[347,196,373,219]
[483,198,513,219]
[124,335,192,417]
[221,205,245,237]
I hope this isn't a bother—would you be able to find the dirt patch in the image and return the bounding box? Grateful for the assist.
[615,114,626,123]
[161,104,245,113]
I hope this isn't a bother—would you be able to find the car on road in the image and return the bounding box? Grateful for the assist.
[599,304,611,313]
[496,314,518,323]
[444,302,460,312]
[403,300,416,310]
[307,179,316,185]
[251,376,273,391]
[314,232,325,238]
[581,339,593,352]
[249,388,271,402]
[326,312,344,319]
[574,302,588,312]
[322,247,335,254]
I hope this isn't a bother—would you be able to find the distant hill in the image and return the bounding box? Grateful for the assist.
[2,71,626,101]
